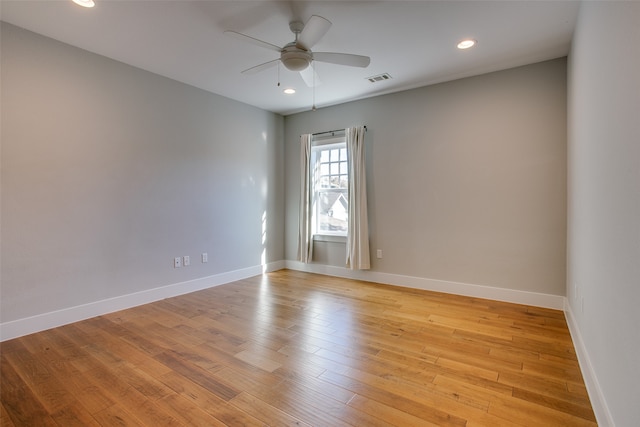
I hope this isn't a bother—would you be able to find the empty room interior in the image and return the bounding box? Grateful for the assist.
[1,1,638,426]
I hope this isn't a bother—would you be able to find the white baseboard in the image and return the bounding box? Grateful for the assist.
[285,261,565,310]
[0,259,563,340]
[564,300,615,427]
[0,261,285,342]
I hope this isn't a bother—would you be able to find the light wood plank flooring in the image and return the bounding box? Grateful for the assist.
[1,269,596,426]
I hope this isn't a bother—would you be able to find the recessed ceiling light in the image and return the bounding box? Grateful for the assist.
[283,88,296,95]
[457,39,477,50]
[72,0,95,8]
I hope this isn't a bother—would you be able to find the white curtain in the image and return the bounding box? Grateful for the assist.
[346,126,371,270]
[297,134,313,263]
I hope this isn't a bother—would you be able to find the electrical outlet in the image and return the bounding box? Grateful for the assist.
[376,249,383,259]
[183,256,190,266]
[202,252,208,263]
[174,257,182,268]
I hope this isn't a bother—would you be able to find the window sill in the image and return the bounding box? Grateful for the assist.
[313,234,347,243]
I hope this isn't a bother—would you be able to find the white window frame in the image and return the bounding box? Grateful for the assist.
[311,135,348,239]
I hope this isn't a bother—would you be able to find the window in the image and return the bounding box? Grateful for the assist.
[311,137,348,236]
[298,126,368,268]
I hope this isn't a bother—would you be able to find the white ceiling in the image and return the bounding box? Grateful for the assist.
[0,0,580,115]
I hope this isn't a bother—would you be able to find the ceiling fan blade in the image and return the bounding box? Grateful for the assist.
[297,15,331,50]
[313,52,371,68]
[224,30,282,53]
[241,59,280,75]
[299,64,322,87]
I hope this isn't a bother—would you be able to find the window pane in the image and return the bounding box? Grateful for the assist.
[320,150,330,162]
[331,149,340,162]
[339,176,348,188]
[320,163,329,175]
[340,148,347,160]
[330,163,339,175]
[340,161,348,175]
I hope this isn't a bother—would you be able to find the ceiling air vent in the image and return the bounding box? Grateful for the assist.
[366,73,392,83]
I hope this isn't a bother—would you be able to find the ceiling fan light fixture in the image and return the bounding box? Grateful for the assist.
[72,0,95,8]
[457,39,477,50]
[281,50,311,71]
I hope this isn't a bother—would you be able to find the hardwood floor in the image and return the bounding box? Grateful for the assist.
[1,269,596,426]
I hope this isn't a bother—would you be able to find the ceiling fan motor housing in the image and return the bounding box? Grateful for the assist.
[281,43,312,71]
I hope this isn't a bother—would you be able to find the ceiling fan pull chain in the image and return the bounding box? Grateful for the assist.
[312,66,316,111]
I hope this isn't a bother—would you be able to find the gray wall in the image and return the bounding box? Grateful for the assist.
[567,2,640,425]
[285,58,567,296]
[1,23,284,323]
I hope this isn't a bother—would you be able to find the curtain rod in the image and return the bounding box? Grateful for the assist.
[312,126,367,137]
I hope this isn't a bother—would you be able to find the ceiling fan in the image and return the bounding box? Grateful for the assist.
[224,15,370,87]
